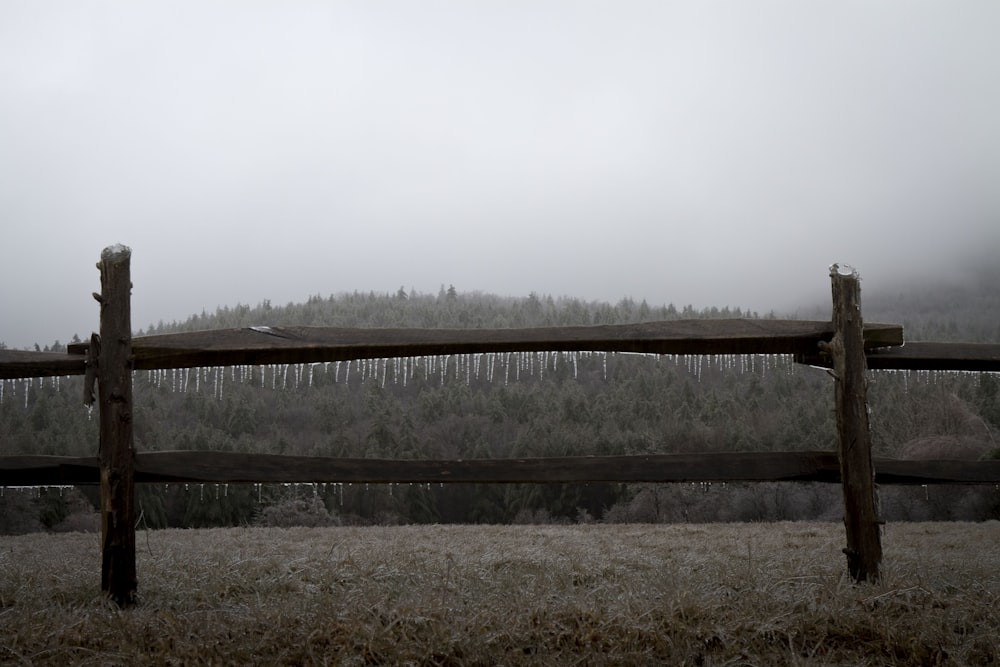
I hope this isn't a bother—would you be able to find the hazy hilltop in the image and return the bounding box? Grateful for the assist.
[136,289,761,340]
[787,261,1000,344]
[859,263,1000,343]
[6,258,996,353]
[143,258,998,343]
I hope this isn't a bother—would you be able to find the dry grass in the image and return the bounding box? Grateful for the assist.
[2,521,999,665]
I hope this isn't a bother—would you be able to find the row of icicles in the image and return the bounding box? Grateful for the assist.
[1,352,803,407]
[0,480,736,505]
[137,351,800,398]
[3,351,976,408]
[4,481,970,505]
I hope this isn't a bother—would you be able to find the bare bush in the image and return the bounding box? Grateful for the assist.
[254,495,339,528]
[52,488,99,533]
[0,490,44,535]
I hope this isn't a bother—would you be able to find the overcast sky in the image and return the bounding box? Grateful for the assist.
[2,1,997,348]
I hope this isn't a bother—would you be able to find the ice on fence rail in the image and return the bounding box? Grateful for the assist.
[830,262,859,278]
[100,243,131,260]
[1,485,74,497]
[0,351,814,411]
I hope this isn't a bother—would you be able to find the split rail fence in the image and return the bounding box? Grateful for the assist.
[2,246,1000,606]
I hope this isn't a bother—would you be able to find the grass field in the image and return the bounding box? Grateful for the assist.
[2,521,999,665]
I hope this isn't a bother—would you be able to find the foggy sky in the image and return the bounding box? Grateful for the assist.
[2,1,998,349]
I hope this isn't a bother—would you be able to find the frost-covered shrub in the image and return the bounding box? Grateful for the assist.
[0,491,44,535]
[255,495,339,528]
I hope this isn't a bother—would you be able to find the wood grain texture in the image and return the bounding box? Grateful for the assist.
[51,320,904,371]
[829,268,883,583]
[96,246,137,607]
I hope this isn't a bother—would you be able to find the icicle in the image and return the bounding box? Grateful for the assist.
[345,360,351,383]
[24,378,30,409]
[381,359,388,388]
[602,352,608,380]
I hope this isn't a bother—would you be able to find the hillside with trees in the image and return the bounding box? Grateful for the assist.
[2,277,998,533]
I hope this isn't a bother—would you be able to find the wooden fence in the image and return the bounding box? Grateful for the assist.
[2,246,1000,605]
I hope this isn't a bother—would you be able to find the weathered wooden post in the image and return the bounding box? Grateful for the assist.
[91,244,137,606]
[823,264,882,583]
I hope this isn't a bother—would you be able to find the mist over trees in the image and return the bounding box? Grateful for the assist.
[2,279,998,533]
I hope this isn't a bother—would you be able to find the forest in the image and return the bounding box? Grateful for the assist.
[2,266,999,533]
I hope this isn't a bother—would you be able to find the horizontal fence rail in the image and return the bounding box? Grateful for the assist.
[3,451,999,487]
[798,341,1000,372]
[2,320,905,379]
[8,325,1000,379]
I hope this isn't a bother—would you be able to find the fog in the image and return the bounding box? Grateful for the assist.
[2,1,997,348]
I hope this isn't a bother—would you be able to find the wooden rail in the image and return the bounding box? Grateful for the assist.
[10,327,1000,380]
[3,451,999,487]
[1,319,904,380]
[798,341,1000,372]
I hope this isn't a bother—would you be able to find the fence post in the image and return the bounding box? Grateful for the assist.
[95,244,137,606]
[825,264,882,583]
